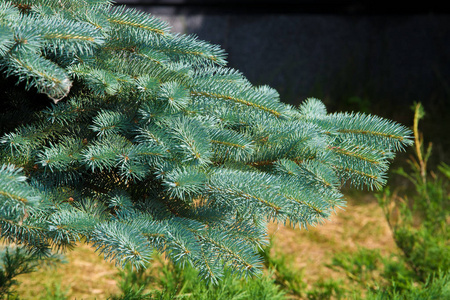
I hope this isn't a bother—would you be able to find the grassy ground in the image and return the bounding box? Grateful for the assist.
[267,193,397,289]
[14,192,397,299]
[15,243,120,299]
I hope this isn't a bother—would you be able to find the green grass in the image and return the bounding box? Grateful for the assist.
[8,192,395,300]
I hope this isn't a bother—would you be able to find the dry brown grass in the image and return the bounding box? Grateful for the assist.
[267,193,397,288]
[13,193,398,299]
[15,244,120,299]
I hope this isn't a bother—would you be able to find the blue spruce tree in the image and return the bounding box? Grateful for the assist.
[0,0,412,283]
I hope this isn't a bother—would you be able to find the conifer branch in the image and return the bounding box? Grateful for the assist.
[0,0,413,281]
[107,5,170,36]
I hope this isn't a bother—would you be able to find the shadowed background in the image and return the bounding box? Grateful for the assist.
[116,0,450,163]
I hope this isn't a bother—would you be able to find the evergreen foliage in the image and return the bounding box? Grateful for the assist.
[0,0,413,282]
[0,245,64,298]
[111,257,286,300]
[0,246,38,298]
[378,103,449,288]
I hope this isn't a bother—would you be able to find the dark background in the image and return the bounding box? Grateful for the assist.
[116,1,450,163]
